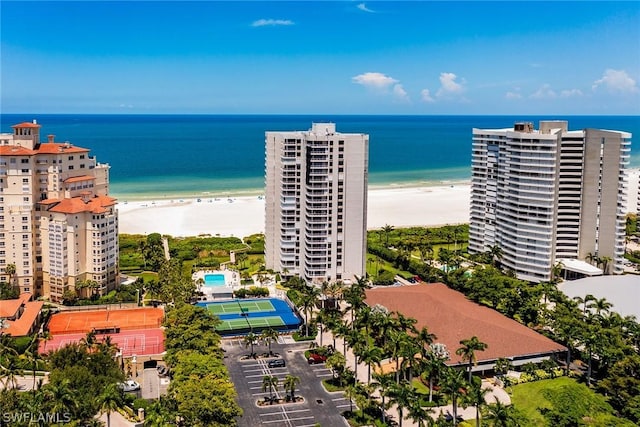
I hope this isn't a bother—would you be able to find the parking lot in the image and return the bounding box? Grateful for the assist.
[223,339,351,427]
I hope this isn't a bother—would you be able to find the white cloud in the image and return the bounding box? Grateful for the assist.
[436,72,465,97]
[505,91,522,100]
[392,84,410,102]
[357,3,375,13]
[251,19,294,27]
[421,89,435,103]
[530,84,557,99]
[352,72,398,90]
[592,69,639,93]
[560,89,583,98]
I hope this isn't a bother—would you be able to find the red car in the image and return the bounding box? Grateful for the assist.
[307,353,327,364]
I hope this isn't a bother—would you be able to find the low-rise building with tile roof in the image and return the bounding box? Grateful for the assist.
[365,283,566,374]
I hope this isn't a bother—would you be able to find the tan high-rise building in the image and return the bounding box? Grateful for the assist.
[0,121,118,302]
[265,123,368,284]
[469,120,631,283]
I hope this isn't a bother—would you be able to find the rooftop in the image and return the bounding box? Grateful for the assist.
[365,283,566,366]
[0,293,44,337]
[558,275,640,320]
[45,195,117,214]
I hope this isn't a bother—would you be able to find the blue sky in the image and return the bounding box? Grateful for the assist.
[2,1,639,114]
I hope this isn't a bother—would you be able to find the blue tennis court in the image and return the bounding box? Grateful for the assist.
[196,298,301,335]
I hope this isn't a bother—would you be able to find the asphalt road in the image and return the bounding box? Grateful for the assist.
[223,338,350,427]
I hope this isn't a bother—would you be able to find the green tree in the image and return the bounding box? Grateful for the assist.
[456,336,488,383]
[283,374,300,402]
[465,378,489,427]
[261,328,279,356]
[382,224,394,248]
[387,379,414,427]
[441,368,467,424]
[243,332,259,359]
[262,375,279,404]
[483,397,521,427]
[97,383,124,427]
[326,352,347,387]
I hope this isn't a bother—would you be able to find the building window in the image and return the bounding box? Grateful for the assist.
[22,178,29,183]
[21,158,29,164]
[68,165,74,170]
[68,156,74,160]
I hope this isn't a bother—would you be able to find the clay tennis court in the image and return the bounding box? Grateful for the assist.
[47,307,164,335]
[40,328,164,357]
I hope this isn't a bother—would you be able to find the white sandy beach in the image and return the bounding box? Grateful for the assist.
[116,184,471,238]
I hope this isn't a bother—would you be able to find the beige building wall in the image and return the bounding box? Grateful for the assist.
[0,122,119,302]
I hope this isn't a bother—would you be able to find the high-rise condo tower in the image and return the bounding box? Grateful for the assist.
[265,123,368,284]
[469,120,630,283]
[0,122,119,302]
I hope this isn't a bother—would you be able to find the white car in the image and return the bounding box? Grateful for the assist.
[118,380,141,392]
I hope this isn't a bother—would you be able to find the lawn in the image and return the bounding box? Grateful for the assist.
[510,376,623,426]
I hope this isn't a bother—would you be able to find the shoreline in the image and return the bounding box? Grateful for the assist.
[117,183,472,238]
[110,178,473,202]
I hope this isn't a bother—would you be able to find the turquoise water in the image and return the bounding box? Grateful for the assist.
[1,114,638,200]
[204,274,226,287]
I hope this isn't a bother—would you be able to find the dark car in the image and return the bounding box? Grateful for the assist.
[307,353,327,364]
[268,359,286,368]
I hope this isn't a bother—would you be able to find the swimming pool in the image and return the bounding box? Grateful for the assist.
[204,274,226,287]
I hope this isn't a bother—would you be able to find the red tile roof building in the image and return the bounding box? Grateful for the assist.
[0,293,44,337]
[365,284,566,371]
[0,121,119,302]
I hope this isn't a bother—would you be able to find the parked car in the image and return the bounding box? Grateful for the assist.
[157,365,170,377]
[118,380,140,392]
[268,359,286,368]
[308,353,327,364]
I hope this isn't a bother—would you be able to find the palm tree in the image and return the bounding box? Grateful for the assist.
[97,382,124,427]
[243,332,259,358]
[283,374,300,402]
[599,256,612,274]
[5,263,16,291]
[262,375,279,404]
[466,378,489,427]
[456,336,488,383]
[347,329,368,383]
[387,379,414,427]
[407,399,434,427]
[382,224,394,247]
[483,397,520,427]
[359,338,384,384]
[588,297,613,317]
[300,285,321,337]
[326,352,347,385]
[43,379,77,416]
[488,245,503,268]
[261,328,279,356]
[420,351,447,403]
[372,372,396,424]
[0,355,23,389]
[441,368,467,425]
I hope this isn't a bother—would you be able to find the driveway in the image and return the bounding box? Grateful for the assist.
[222,338,349,427]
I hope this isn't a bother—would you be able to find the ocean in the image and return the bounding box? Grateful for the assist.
[1,114,638,200]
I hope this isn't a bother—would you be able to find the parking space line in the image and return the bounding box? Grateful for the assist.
[260,409,310,416]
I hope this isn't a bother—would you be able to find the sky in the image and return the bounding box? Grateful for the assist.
[2,1,639,115]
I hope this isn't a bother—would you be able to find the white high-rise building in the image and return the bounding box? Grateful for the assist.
[265,123,368,284]
[0,122,118,302]
[469,120,631,283]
